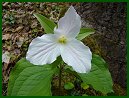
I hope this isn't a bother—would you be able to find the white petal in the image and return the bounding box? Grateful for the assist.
[60,39,92,73]
[26,34,60,65]
[54,6,81,38]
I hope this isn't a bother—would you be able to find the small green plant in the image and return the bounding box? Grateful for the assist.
[7,6,113,96]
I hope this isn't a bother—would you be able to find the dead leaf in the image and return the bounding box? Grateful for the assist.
[3,2,9,7]
[14,26,23,32]
[3,63,9,72]
[7,46,11,51]
[2,51,10,64]
[31,21,38,28]
[16,18,23,24]
[2,34,11,40]
[14,49,20,54]
[3,27,11,32]
[16,37,24,47]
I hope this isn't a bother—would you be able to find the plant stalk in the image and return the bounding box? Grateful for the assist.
[59,64,62,96]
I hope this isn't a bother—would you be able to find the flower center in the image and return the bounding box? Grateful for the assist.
[58,35,67,44]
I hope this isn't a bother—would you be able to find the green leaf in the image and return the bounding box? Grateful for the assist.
[79,54,113,94]
[77,28,95,40]
[7,58,58,96]
[81,83,89,90]
[34,13,56,34]
[64,82,74,90]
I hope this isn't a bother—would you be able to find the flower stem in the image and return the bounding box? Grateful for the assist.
[59,63,63,96]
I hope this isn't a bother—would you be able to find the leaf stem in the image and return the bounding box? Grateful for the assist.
[59,62,63,96]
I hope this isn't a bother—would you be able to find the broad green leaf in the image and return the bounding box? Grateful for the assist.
[34,13,56,34]
[64,82,74,90]
[77,28,95,40]
[7,58,59,96]
[79,54,113,94]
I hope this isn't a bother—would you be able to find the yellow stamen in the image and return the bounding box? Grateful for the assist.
[58,35,67,44]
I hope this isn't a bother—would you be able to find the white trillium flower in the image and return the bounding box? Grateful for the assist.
[26,6,92,73]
